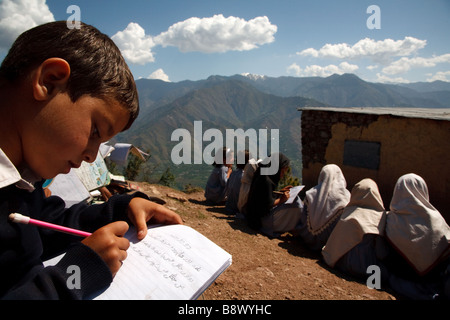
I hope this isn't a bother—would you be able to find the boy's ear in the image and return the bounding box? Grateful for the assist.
[32,58,71,101]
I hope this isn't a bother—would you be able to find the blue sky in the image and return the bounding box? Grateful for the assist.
[1,0,449,83]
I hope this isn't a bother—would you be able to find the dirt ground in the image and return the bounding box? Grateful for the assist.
[134,182,397,300]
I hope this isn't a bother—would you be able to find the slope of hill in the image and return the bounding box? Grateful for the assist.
[116,79,327,188]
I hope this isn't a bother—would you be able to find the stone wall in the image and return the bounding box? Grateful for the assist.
[301,108,450,222]
[301,109,379,167]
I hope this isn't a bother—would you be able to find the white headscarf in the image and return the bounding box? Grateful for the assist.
[322,179,386,267]
[386,174,450,275]
[305,164,351,235]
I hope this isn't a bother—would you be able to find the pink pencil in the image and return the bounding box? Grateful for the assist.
[9,213,92,238]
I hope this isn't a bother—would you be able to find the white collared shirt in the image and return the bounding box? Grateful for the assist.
[0,148,37,192]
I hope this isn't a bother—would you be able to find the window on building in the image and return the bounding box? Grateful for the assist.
[343,140,381,170]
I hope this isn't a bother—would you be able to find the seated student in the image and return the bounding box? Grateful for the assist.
[0,21,182,300]
[237,157,261,217]
[245,153,303,237]
[225,150,250,215]
[384,173,450,299]
[322,179,390,281]
[204,147,233,204]
[296,164,350,251]
[386,173,450,275]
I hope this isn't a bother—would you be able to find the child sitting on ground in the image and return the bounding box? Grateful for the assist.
[225,150,250,215]
[204,147,233,204]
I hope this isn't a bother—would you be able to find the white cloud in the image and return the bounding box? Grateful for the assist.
[426,71,450,82]
[298,37,426,64]
[375,73,410,84]
[294,36,450,81]
[112,22,156,65]
[287,62,358,77]
[287,63,302,75]
[154,14,277,53]
[0,0,54,50]
[382,54,450,75]
[147,68,171,82]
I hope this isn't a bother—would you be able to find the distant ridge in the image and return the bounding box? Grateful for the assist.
[232,73,450,108]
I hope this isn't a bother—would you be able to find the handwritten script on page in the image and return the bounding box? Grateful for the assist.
[94,224,231,300]
[45,224,232,300]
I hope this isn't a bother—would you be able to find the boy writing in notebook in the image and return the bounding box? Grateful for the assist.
[0,21,182,299]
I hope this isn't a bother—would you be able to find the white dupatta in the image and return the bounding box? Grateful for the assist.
[305,164,350,235]
[322,179,386,267]
[386,174,450,275]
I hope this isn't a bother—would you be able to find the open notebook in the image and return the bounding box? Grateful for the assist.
[44,224,232,300]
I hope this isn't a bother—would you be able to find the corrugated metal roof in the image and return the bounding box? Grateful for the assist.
[298,107,450,121]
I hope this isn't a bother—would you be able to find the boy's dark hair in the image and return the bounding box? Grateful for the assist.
[0,21,139,130]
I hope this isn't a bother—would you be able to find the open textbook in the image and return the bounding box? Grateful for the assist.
[44,224,232,300]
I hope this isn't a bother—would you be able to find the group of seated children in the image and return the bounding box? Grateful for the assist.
[206,151,450,299]
[321,172,450,300]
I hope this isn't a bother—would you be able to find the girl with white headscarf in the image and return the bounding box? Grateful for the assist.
[296,164,351,251]
[386,173,450,276]
[382,174,450,300]
[322,179,389,280]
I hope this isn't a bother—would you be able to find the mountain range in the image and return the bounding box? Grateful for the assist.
[113,73,450,189]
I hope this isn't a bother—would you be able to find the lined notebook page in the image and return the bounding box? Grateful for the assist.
[94,224,231,300]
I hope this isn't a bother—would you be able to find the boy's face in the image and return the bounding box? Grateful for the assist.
[21,93,130,179]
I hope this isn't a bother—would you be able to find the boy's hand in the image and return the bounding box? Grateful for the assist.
[81,221,130,277]
[127,197,183,240]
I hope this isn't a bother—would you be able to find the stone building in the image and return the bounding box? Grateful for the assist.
[300,107,450,222]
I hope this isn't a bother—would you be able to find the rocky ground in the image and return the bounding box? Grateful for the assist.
[134,182,397,301]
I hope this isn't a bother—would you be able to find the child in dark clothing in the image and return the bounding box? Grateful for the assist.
[225,150,250,215]
[0,21,182,299]
[204,147,233,204]
[245,153,302,237]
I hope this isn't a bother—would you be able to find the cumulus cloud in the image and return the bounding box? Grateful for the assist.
[0,0,54,50]
[298,37,426,64]
[112,22,156,65]
[111,15,276,65]
[375,73,410,84]
[382,53,450,75]
[147,68,171,82]
[426,70,450,82]
[287,62,358,77]
[154,14,277,53]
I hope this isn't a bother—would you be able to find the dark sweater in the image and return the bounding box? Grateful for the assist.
[245,170,277,230]
[0,181,148,299]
